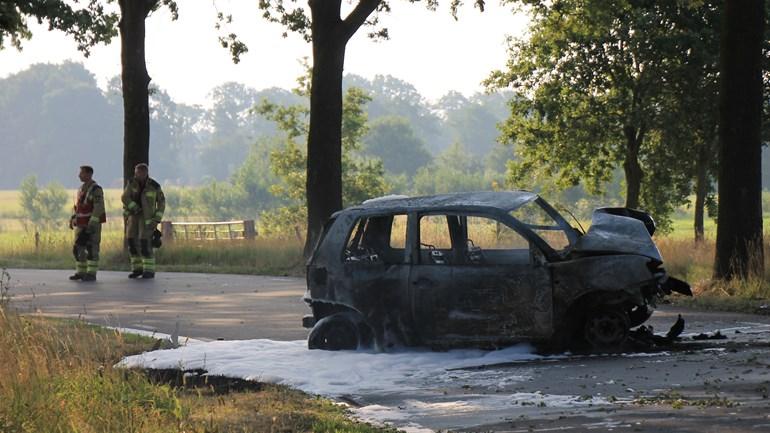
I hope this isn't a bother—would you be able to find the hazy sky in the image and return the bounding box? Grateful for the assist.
[0,1,528,107]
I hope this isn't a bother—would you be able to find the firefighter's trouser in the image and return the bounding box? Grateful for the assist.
[73,225,101,276]
[126,215,155,273]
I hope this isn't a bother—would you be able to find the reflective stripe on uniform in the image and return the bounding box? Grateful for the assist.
[127,202,139,210]
[142,257,156,272]
[130,256,143,271]
[86,260,98,275]
[76,261,87,274]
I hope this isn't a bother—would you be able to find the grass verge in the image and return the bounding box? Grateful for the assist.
[0,231,305,276]
[0,302,397,432]
[657,238,770,314]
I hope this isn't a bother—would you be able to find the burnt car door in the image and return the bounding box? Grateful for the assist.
[451,214,554,341]
[410,212,554,346]
[341,213,410,325]
[408,213,461,344]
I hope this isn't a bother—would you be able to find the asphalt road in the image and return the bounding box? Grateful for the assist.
[5,268,770,432]
[4,268,309,341]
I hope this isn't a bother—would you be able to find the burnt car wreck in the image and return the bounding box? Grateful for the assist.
[302,191,691,351]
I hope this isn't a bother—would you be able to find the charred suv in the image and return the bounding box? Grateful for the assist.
[303,191,691,351]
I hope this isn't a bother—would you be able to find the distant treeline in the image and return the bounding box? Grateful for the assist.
[0,61,514,189]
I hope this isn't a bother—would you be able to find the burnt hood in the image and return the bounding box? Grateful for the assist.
[573,208,663,261]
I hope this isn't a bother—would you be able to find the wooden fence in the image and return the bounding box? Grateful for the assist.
[160,220,257,242]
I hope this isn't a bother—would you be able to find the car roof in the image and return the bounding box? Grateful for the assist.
[341,191,540,214]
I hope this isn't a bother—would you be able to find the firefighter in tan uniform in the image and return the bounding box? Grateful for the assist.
[122,163,165,279]
[69,165,106,281]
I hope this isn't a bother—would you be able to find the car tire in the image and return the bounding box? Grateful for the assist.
[307,313,362,351]
[582,307,630,350]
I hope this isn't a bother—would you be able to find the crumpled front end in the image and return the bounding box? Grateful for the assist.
[550,208,692,348]
[570,208,692,301]
[573,208,663,261]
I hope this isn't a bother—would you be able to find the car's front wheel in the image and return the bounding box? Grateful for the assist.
[583,307,630,349]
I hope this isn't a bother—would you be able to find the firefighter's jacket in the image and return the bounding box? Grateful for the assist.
[72,181,106,228]
[121,177,166,225]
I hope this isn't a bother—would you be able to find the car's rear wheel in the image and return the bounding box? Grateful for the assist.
[308,313,369,350]
[583,307,630,349]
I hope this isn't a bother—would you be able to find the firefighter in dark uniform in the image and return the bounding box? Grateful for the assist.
[69,165,106,281]
[122,163,165,279]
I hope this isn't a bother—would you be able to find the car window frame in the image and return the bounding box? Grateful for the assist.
[507,198,578,254]
[339,211,410,265]
[414,210,544,266]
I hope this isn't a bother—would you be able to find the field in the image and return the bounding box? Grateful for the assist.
[0,189,306,275]
[0,188,125,232]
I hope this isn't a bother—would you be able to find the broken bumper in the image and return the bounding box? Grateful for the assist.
[302,315,316,329]
[660,276,692,296]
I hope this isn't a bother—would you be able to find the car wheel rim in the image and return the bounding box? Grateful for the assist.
[584,310,629,348]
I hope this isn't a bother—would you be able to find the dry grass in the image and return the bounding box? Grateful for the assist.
[0,306,182,432]
[0,231,305,276]
[0,271,398,433]
[658,238,770,312]
[0,190,23,215]
[655,237,715,286]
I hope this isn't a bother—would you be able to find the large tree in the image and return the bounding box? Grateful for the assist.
[714,0,766,279]
[256,85,390,237]
[257,0,485,255]
[656,3,721,241]
[0,0,117,53]
[487,0,719,230]
[116,0,177,185]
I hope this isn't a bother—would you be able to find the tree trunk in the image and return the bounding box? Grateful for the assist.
[623,125,644,210]
[119,0,152,186]
[305,0,346,257]
[693,145,708,243]
[693,135,715,243]
[714,0,765,279]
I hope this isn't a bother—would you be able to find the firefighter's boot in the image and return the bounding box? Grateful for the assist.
[128,256,143,279]
[142,257,155,279]
[82,260,98,281]
[70,261,87,280]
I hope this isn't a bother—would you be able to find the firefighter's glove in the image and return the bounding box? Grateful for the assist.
[151,229,163,248]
